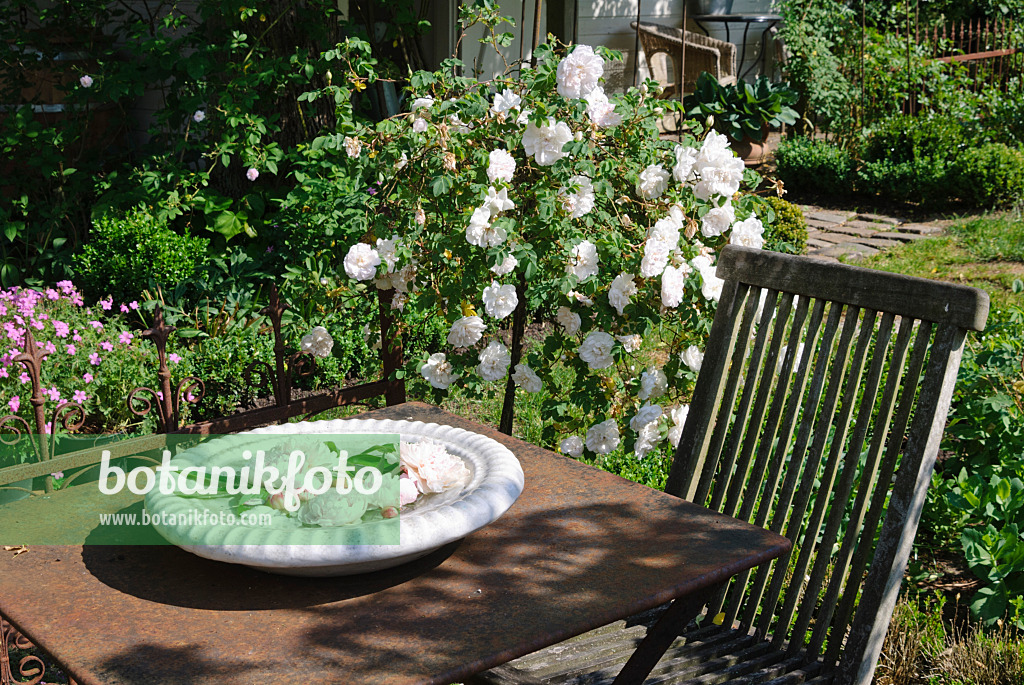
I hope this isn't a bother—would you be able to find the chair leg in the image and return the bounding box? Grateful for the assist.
[611,582,725,685]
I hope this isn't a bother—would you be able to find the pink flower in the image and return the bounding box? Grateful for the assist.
[118,332,133,344]
[8,396,19,413]
[168,353,182,364]
[120,304,129,313]
[57,280,74,293]
[129,301,139,310]
[18,372,29,383]
[99,298,112,311]
[89,320,102,330]
[83,372,93,383]
[73,390,88,404]
[45,288,59,300]
[50,471,64,479]
[43,341,56,354]
[246,168,259,181]
[45,387,60,401]
[0,368,7,378]
[31,319,44,330]
[79,75,93,88]
[69,292,83,306]
[66,344,76,355]
[53,321,70,338]
[72,331,82,342]
[101,341,113,351]
[89,353,101,366]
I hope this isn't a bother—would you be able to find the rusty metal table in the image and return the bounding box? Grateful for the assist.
[0,402,790,685]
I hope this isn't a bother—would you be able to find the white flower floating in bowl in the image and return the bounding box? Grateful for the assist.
[145,419,524,576]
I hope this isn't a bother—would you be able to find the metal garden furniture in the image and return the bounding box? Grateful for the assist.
[471,245,989,685]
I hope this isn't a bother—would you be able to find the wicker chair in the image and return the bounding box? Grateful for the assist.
[470,246,989,685]
[631,20,737,99]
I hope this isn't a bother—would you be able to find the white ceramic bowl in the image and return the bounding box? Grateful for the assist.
[144,418,525,576]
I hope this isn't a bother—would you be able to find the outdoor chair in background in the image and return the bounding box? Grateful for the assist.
[631,20,737,100]
[471,245,989,685]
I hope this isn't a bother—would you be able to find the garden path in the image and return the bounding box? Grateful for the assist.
[799,206,946,262]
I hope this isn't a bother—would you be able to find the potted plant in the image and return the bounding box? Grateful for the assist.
[683,71,800,165]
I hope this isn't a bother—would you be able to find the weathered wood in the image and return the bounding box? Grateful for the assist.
[716,246,989,331]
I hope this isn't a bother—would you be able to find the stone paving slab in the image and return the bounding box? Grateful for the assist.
[823,223,879,238]
[874,231,930,242]
[803,209,857,224]
[806,231,849,244]
[856,213,901,225]
[818,243,881,259]
[845,219,893,231]
[895,222,943,235]
[848,237,906,249]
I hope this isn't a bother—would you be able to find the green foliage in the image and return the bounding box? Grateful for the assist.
[774,136,854,197]
[950,214,1024,263]
[760,196,808,255]
[73,206,209,304]
[951,143,1024,209]
[683,72,799,143]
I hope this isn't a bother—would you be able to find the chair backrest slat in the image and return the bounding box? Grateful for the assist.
[669,246,989,685]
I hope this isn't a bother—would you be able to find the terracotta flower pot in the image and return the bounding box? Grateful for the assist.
[729,124,772,166]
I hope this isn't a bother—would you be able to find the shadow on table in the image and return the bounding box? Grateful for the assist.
[80,539,462,611]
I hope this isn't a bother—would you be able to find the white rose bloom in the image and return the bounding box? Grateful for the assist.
[556,306,582,335]
[393,263,417,293]
[694,157,746,200]
[412,117,428,133]
[667,404,691,448]
[395,151,408,170]
[681,345,704,373]
[640,238,671,279]
[420,352,459,389]
[697,261,724,302]
[661,264,688,308]
[517,108,532,126]
[343,243,381,281]
[567,240,599,281]
[511,363,543,393]
[616,334,642,353]
[635,421,663,459]
[699,130,732,158]
[673,144,700,183]
[730,216,765,249]
[579,330,615,369]
[483,186,516,217]
[477,340,512,381]
[631,402,664,431]
[491,89,522,117]
[522,117,574,166]
[415,206,426,225]
[448,112,471,134]
[559,175,596,219]
[298,490,367,527]
[636,164,671,200]
[701,202,736,237]
[487,149,517,183]
[638,368,668,402]
[447,316,486,348]
[401,440,470,494]
[491,253,518,276]
[608,272,637,315]
[482,281,519,319]
[585,87,622,128]
[649,216,681,249]
[300,326,335,358]
[375,235,401,273]
[344,136,361,158]
[585,419,620,455]
[556,44,604,99]
[560,435,584,457]
[411,97,434,112]
[569,289,595,306]
[466,206,507,248]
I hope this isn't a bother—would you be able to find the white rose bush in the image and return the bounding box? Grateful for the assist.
[316,7,771,465]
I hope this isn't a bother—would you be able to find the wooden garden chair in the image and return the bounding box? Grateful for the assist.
[631,20,738,100]
[470,245,989,685]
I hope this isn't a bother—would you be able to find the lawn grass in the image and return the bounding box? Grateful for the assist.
[856,211,1024,311]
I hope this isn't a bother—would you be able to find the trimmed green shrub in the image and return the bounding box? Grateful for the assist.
[860,114,969,165]
[856,156,952,206]
[775,137,854,197]
[951,143,1024,208]
[74,206,209,304]
[761,196,808,254]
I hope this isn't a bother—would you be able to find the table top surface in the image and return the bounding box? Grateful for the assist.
[692,13,782,22]
[0,402,790,685]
